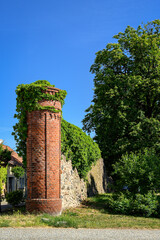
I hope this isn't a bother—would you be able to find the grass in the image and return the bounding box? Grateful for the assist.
[0,194,160,229]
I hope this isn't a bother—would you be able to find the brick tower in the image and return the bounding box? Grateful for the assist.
[26,87,62,215]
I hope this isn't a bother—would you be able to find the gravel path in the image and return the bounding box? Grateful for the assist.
[0,228,160,240]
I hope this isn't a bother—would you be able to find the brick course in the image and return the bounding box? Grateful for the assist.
[26,87,62,215]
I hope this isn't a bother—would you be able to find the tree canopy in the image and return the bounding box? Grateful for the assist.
[0,144,12,167]
[82,20,160,173]
[12,166,25,180]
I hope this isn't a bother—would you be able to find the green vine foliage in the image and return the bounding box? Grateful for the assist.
[12,80,67,166]
[13,80,101,179]
[61,119,101,179]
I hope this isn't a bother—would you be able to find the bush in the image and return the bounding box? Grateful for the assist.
[108,192,159,217]
[113,149,160,194]
[6,190,23,207]
[131,192,158,217]
[109,193,131,215]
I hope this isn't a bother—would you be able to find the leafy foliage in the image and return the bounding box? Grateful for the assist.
[108,193,130,215]
[12,80,67,166]
[0,166,7,196]
[107,149,160,217]
[82,20,160,173]
[131,192,159,217]
[12,166,25,179]
[106,192,159,217]
[13,80,100,178]
[0,144,11,197]
[6,190,23,207]
[113,149,160,194]
[61,119,101,178]
[0,144,12,167]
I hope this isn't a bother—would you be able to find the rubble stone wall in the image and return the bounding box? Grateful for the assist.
[61,155,107,210]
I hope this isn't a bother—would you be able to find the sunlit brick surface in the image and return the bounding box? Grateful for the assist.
[26,87,62,215]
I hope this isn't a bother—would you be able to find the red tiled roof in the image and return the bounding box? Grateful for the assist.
[2,145,23,166]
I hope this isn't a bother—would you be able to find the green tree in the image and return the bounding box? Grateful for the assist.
[12,166,24,180]
[0,144,12,166]
[82,20,160,173]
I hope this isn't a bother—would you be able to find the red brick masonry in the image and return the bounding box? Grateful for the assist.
[26,87,62,215]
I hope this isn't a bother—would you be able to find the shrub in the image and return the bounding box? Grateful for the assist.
[131,192,158,217]
[6,190,23,207]
[113,149,160,194]
[107,192,159,217]
[109,193,131,215]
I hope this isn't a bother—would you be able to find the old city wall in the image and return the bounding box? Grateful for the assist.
[61,155,107,210]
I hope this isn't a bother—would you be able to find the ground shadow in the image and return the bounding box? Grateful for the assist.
[82,194,110,213]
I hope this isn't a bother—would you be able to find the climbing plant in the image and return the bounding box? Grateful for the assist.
[61,119,101,178]
[12,80,67,166]
[13,80,101,179]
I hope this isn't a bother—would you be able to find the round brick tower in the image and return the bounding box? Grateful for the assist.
[26,86,62,215]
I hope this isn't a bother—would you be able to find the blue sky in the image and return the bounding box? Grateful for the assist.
[0,0,160,150]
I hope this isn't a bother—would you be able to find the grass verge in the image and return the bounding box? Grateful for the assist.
[0,195,160,229]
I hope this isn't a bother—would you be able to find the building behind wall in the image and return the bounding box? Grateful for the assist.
[2,145,26,196]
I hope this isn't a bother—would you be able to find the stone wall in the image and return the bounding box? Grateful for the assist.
[87,158,107,197]
[61,155,107,210]
[61,155,87,209]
